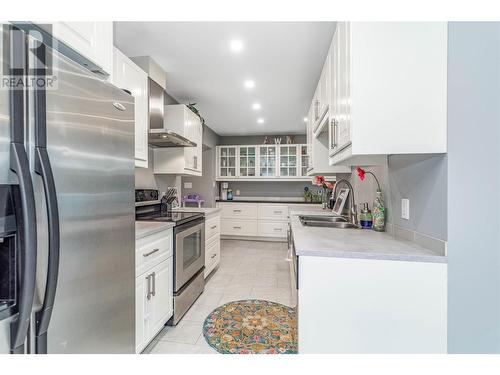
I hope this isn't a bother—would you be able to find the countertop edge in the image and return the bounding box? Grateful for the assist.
[295,248,448,264]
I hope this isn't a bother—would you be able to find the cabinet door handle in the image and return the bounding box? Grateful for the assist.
[273,210,283,214]
[211,225,218,230]
[233,226,242,229]
[330,118,338,149]
[151,272,156,297]
[210,253,217,259]
[143,248,160,257]
[146,275,152,300]
[274,228,283,231]
[233,209,242,213]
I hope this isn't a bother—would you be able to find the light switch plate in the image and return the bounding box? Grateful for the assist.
[401,198,410,220]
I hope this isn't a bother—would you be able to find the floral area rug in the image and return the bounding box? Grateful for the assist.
[202,299,297,354]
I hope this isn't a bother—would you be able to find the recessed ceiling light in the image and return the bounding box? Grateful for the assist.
[303,117,308,122]
[257,118,265,124]
[244,80,255,89]
[229,39,244,53]
[252,102,261,111]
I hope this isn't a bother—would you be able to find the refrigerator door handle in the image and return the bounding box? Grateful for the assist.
[31,40,61,354]
[8,25,37,355]
[34,148,60,354]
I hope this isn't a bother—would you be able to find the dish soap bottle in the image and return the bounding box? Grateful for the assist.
[372,189,386,232]
[227,189,233,201]
[360,203,373,229]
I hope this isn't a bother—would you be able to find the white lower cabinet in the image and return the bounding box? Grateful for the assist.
[204,213,221,278]
[135,229,174,353]
[218,202,321,240]
[298,255,447,353]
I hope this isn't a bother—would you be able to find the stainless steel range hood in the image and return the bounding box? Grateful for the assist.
[147,78,196,148]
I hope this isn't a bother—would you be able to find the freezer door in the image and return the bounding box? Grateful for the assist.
[37,43,135,353]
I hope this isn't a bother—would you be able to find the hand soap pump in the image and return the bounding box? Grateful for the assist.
[360,202,373,229]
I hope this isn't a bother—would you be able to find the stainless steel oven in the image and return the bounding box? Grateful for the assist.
[171,216,205,325]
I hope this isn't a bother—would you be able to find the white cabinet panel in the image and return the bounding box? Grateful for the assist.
[221,219,258,236]
[205,236,221,278]
[219,203,258,219]
[48,22,113,76]
[149,258,174,338]
[205,215,221,241]
[154,105,203,176]
[298,256,447,353]
[113,47,149,168]
[135,276,149,353]
[328,22,447,166]
[258,220,288,238]
[258,204,289,221]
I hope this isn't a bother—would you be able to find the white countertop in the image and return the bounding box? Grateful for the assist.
[290,210,446,263]
[135,221,175,240]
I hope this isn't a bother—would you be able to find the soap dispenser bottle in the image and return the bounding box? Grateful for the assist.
[360,202,373,229]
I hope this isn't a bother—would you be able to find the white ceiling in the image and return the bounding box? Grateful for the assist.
[114,22,336,136]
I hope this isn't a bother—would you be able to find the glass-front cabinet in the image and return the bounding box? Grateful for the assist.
[300,145,308,177]
[259,146,277,177]
[218,146,237,178]
[279,145,298,177]
[239,146,256,177]
[216,144,310,180]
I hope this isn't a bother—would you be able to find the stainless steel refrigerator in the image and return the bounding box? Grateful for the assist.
[0,24,135,353]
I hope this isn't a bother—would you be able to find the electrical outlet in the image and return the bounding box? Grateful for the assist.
[401,199,410,220]
[184,182,192,189]
[236,189,240,196]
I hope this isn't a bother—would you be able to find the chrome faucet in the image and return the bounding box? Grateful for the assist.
[333,179,358,225]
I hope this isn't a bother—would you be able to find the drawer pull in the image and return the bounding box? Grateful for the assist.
[233,226,242,229]
[211,225,218,229]
[233,209,242,213]
[273,228,283,231]
[210,253,217,259]
[273,211,283,214]
[143,248,160,257]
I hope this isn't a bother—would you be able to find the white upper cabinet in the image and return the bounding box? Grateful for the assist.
[113,47,149,168]
[216,144,314,181]
[328,22,448,166]
[153,105,203,176]
[43,22,113,77]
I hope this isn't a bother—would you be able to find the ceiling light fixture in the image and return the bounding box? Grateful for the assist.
[244,80,255,89]
[257,118,265,124]
[229,39,244,53]
[303,117,308,122]
[252,103,261,111]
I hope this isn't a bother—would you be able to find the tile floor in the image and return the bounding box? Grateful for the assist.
[144,239,294,354]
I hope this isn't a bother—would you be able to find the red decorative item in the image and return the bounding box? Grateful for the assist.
[324,181,334,190]
[314,175,325,186]
[356,166,366,181]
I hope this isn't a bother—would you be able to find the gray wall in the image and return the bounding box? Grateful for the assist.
[447,22,500,353]
[181,125,220,207]
[218,135,306,146]
[387,155,447,240]
[135,148,181,193]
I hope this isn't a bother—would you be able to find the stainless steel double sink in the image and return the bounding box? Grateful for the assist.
[298,215,359,229]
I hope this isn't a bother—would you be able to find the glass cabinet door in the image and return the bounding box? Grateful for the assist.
[239,146,256,177]
[259,146,276,177]
[219,146,237,177]
[279,145,298,177]
[300,145,308,176]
